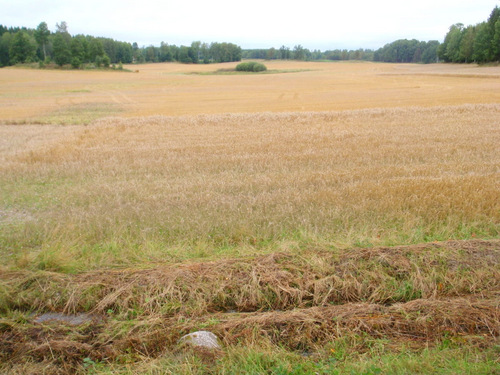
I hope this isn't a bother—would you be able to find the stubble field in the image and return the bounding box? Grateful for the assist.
[0,61,499,374]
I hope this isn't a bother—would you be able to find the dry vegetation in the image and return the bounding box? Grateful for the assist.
[0,61,499,373]
[1,104,499,271]
[1,61,500,123]
[1,240,499,374]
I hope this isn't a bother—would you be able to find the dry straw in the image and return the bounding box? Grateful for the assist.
[1,104,499,272]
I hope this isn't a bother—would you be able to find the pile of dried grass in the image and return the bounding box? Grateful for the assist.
[2,240,498,316]
[1,240,498,372]
[3,295,496,370]
[208,296,500,349]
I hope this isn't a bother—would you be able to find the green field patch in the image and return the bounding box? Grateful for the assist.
[36,102,123,125]
[187,68,313,75]
[66,89,92,93]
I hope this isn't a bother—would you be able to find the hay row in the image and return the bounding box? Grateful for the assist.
[208,295,500,349]
[2,295,498,367]
[1,240,498,316]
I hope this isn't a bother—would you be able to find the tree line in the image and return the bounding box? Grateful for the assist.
[242,41,440,64]
[140,41,241,64]
[373,40,440,63]
[0,22,132,67]
[242,42,441,63]
[0,22,242,68]
[1,6,498,68]
[242,45,375,62]
[438,6,500,63]
[243,6,499,64]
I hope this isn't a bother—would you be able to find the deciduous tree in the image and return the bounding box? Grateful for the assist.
[9,31,36,64]
[459,26,475,63]
[34,22,50,60]
[0,32,12,66]
[473,22,491,63]
[52,32,71,66]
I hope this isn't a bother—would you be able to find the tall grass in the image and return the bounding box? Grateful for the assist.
[1,104,499,272]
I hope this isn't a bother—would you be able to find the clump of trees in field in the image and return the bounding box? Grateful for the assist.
[236,61,267,72]
[0,21,242,68]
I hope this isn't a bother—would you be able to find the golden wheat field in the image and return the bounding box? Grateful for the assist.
[1,61,500,122]
[1,61,499,374]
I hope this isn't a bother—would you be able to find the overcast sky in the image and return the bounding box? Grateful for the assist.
[2,0,499,50]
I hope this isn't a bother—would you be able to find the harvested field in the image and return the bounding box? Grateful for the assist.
[1,104,498,272]
[1,61,500,123]
[1,61,499,374]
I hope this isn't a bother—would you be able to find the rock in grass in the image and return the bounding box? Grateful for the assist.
[33,312,95,326]
[179,331,221,349]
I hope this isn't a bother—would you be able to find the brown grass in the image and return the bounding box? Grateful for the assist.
[0,124,86,162]
[2,240,498,316]
[2,295,499,371]
[1,61,500,123]
[2,298,498,373]
[1,104,498,272]
[205,296,500,351]
[1,61,499,373]
[1,240,498,372]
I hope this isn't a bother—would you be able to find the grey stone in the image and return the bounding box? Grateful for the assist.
[179,331,221,349]
[33,313,95,326]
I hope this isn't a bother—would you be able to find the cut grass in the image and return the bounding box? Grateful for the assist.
[4,102,124,125]
[0,240,498,373]
[1,240,498,316]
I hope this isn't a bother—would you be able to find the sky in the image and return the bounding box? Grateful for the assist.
[1,0,499,50]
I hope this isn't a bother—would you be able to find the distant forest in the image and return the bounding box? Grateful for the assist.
[0,6,498,68]
[0,22,242,68]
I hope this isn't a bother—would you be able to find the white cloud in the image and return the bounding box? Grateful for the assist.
[1,0,498,49]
